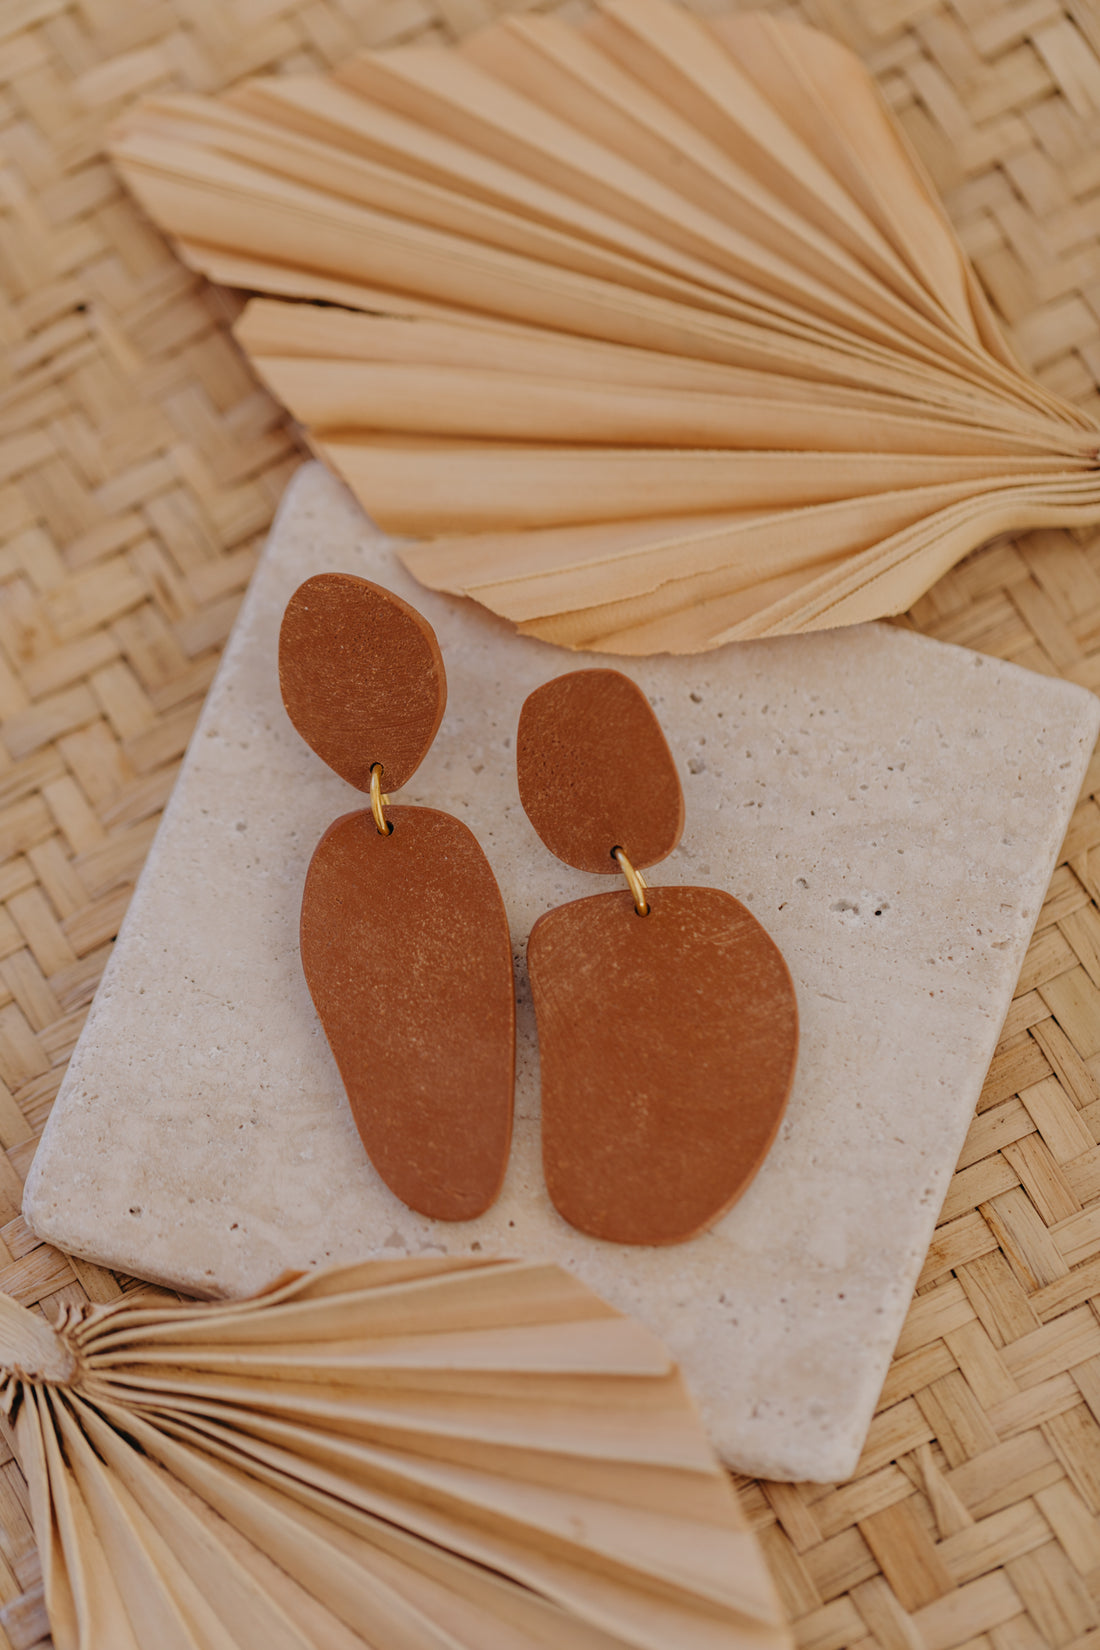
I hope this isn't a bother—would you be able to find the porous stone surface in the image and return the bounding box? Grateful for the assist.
[24,464,1100,1482]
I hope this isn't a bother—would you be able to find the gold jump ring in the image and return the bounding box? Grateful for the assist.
[369,764,392,835]
[613,847,649,916]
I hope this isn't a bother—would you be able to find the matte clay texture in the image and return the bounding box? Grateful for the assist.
[25,466,1100,1482]
[279,572,445,791]
[301,806,515,1221]
[517,669,684,872]
[529,886,798,1245]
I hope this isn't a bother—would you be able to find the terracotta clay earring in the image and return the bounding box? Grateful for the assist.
[279,573,515,1221]
[518,669,799,1246]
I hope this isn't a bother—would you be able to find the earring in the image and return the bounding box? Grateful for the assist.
[279,573,515,1221]
[518,669,799,1246]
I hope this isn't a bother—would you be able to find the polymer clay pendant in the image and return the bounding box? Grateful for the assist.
[280,573,515,1220]
[519,669,798,1245]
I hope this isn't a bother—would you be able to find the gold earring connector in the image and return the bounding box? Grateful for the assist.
[369,764,392,835]
[613,847,649,916]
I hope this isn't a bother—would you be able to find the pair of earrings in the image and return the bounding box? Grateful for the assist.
[280,574,799,1246]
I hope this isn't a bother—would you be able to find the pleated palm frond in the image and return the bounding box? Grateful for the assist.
[0,1255,789,1650]
[108,0,1100,653]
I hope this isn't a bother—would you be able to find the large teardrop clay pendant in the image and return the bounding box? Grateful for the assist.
[519,669,798,1246]
[301,806,515,1221]
[280,573,515,1221]
[528,886,797,1245]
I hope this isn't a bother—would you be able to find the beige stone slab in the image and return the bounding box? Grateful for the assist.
[24,463,1100,1482]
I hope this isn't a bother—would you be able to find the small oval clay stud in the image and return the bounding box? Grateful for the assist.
[279,572,445,792]
[516,669,684,873]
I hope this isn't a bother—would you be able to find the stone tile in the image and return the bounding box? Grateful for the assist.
[24,464,1100,1482]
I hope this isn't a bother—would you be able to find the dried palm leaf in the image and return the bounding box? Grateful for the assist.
[107,0,1100,652]
[1,1256,789,1650]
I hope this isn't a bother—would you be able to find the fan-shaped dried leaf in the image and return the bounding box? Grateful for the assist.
[0,1258,789,1649]
[107,0,1100,652]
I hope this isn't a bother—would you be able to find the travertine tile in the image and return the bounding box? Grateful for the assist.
[24,464,1100,1481]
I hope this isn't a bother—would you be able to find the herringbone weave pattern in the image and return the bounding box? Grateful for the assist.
[2,0,1100,1645]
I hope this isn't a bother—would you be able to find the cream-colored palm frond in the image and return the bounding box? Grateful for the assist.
[108,0,1100,652]
[1,1255,789,1649]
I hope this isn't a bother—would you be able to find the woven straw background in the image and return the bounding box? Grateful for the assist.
[2,0,1100,1645]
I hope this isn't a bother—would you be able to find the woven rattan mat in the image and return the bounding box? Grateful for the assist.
[3,0,1100,1646]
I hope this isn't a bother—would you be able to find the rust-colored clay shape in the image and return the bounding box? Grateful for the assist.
[279,572,446,791]
[279,573,514,1221]
[517,668,683,872]
[519,669,798,1247]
